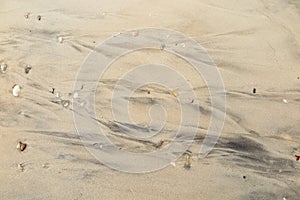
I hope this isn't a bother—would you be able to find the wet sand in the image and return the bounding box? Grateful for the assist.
[0,0,300,199]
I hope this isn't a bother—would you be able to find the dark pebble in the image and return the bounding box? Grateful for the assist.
[252,88,256,94]
[25,66,31,74]
[243,176,246,179]
[37,15,41,21]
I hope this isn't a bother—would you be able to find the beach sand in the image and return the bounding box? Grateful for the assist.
[0,0,300,199]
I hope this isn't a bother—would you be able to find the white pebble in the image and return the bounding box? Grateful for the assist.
[55,92,60,98]
[12,84,21,97]
[170,162,176,167]
[283,99,288,104]
[73,91,79,99]
[58,36,63,43]
[0,63,7,73]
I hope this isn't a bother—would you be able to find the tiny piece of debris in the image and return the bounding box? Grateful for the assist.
[160,43,165,50]
[295,155,300,161]
[50,88,55,94]
[155,140,164,149]
[252,88,256,94]
[170,162,176,167]
[184,154,191,169]
[18,163,25,172]
[25,65,32,74]
[37,15,41,21]
[147,90,150,94]
[16,141,27,152]
[243,175,246,179]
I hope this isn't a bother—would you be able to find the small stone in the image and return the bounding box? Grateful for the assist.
[55,92,60,98]
[283,99,288,104]
[0,63,7,73]
[16,141,27,152]
[170,162,176,167]
[155,140,164,149]
[61,100,70,108]
[73,91,79,99]
[252,88,256,94]
[171,91,178,97]
[184,154,191,169]
[25,65,31,74]
[37,15,41,21]
[181,43,186,48]
[58,36,63,43]
[243,175,246,179]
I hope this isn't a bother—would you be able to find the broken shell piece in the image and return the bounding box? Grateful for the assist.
[61,100,70,108]
[283,99,288,104]
[55,92,60,98]
[25,65,31,74]
[155,140,164,149]
[12,84,21,97]
[58,36,63,43]
[184,154,191,169]
[16,141,27,152]
[171,91,178,97]
[1,63,7,73]
[170,162,176,167]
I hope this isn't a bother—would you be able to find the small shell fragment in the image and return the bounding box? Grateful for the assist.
[61,100,70,108]
[12,84,21,97]
[283,99,288,104]
[170,162,176,167]
[184,154,191,169]
[155,140,164,149]
[171,91,178,97]
[58,36,63,43]
[16,141,27,152]
[0,63,7,73]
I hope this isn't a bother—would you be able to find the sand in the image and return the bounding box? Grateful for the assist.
[0,0,300,199]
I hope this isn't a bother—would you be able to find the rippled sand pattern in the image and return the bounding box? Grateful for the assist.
[0,0,300,199]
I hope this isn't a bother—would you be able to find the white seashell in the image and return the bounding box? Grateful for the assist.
[0,63,7,73]
[58,36,63,43]
[12,84,21,97]
[283,99,288,104]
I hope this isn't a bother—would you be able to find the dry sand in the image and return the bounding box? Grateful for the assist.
[1,0,300,199]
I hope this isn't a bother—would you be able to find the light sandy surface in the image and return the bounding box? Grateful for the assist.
[1,0,300,199]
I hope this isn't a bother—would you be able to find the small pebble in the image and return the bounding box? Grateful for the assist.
[170,162,176,167]
[73,91,79,99]
[37,15,41,21]
[243,175,246,179]
[12,84,21,97]
[184,154,191,169]
[58,36,63,43]
[155,140,164,149]
[252,88,256,94]
[147,91,150,94]
[61,100,70,108]
[55,92,60,98]
[171,91,178,97]
[25,65,31,74]
[181,43,186,48]
[16,141,27,152]
[283,99,288,104]
[0,63,7,73]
